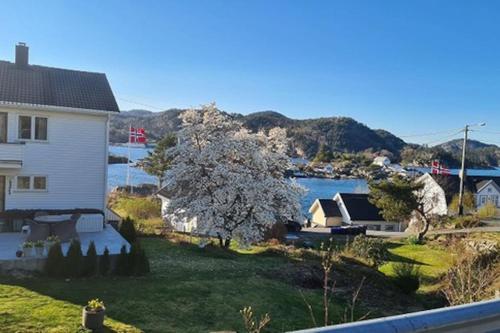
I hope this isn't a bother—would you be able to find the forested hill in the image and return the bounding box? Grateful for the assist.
[110,109,406,158]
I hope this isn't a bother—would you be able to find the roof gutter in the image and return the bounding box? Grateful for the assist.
[0,101,119,116]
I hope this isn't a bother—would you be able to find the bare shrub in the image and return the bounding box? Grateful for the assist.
[240,306,271,333]
[442,244,499,306]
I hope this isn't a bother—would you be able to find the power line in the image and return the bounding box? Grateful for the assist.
[420,130,464,146]
[399,127,464,138]
[116,96,165,111]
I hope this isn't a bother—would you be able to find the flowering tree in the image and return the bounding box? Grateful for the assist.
[163,104,304,248]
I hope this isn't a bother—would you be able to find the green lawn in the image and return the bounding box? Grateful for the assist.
[379,241,454,292]
[0,238,339,333]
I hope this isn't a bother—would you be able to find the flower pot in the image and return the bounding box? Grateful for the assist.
[35,247,44,257]
[82,306,105,330]
[23,247,33,257]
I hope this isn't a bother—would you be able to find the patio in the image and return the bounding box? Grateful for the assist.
[0,226,129,261]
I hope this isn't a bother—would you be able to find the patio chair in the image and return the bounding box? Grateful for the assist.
[25,219,50,242]
[51,213,80,242]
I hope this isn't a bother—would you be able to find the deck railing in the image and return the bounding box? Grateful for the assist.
[290,298,500,333]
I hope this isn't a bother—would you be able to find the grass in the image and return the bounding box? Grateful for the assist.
[0,237,342,333]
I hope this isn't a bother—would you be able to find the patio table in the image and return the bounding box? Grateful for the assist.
[33,215,74,239]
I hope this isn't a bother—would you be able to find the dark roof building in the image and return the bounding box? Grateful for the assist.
[0,43,119,112]
[316,199,342,217]
[335,193,385,221]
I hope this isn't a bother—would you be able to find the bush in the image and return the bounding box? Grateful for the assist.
[64,239,83,278]
[113,196,161,220]
[449,192,475,215]
[406,235,422,245]
[392,262,420,294]
[82,241,98,277]
[263,222,287,242]
[119,216,137,243]
[452,215,481,229]
[130,242,150,276]
[442,251,499,305]
[350,235,387,267]
[114,245,130,276]
[99,247,111,276]
[478,202,498,219]
[44,242,64,277]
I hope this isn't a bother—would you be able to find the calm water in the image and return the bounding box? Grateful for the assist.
[108,146,500,216]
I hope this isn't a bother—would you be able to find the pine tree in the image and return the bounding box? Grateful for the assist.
[99,247,111,276]
[119,217,137,243]
[64,239,83,278]
[82,241,98,277]
[140,133,176,188]
[135,248,150,276]
[44,242,64,277]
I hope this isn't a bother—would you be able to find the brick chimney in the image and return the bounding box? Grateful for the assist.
[15,42,29,68]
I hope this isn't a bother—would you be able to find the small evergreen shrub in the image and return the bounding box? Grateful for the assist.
[99,247,111,276]
[392,262,420,294]
[114,245,130,276]
[129,242,150,276]
[406,235,421,245]
[452,215,481,229]
[119,217,137,243]
[350,235,387,267]
[44,242,64,277]
[82,241,98,277]
[65,239,83,278]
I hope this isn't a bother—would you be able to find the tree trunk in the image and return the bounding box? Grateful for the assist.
[417,215,430,242]
[217,235,224,247]
[217,235,232,249]
[224,238,231,249]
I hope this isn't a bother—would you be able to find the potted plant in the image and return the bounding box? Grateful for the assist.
[82,299,106,330]
[22,241,34,257]
[34,240,45,256]
[45,235,60,253]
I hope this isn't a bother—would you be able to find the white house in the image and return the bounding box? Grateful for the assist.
[308,193,402,231]
[0,43,127,257]
[373,156,391,167]
[333,193,402,231]
[475,180,500,208]
[417,173,500,214]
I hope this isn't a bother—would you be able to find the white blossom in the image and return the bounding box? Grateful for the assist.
[163,103,305,247]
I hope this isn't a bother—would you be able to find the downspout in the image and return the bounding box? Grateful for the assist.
[103,114,110,213]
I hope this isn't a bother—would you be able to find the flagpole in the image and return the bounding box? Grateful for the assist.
[127,125,131,193]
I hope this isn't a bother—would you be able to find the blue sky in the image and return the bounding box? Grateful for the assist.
[0,0,499,145]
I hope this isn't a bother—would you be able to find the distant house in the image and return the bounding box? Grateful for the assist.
[308,199,342,227]
[334,193,402,231]
[373,156,391,167]
[323,164,334,174]
[156,187,197,232]
[308,193,401,231]
[419,173,500,212]
[475,180,500,208]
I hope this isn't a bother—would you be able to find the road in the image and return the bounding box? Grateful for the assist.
[300,224,500,239]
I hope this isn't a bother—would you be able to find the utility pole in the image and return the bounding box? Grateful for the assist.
[457,122,486,216]
[457,126,468,216]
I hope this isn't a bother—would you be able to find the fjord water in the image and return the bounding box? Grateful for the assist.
[108,146,500,217]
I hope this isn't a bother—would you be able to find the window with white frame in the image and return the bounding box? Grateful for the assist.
[18,115,48,141]
[16,176,47,191]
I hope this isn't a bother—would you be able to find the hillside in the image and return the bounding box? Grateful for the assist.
[110,109,406,158]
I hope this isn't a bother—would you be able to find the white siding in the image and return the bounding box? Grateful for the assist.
[1,107,107,211]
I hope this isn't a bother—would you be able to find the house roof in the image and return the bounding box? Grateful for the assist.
[0,60,119,112]
[476,179,500,193]
[337,193,385,221]
[315,199,342,217]
[429,174,500,203]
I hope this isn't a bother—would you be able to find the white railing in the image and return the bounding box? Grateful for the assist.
[290,298,500,333]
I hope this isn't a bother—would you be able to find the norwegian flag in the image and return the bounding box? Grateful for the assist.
[136,128,147,144]
[129,126,147,144]
[431,160,450,175]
